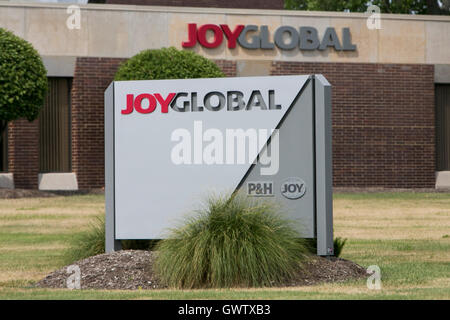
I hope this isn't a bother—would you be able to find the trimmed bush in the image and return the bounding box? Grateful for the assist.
[0,28,47,122]
[114,47,224,81]
[154,194,309,289]
[64,216,105,264]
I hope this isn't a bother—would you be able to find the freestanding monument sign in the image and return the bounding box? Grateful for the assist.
[105,74,333,255]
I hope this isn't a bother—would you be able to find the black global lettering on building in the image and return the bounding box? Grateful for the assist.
[182,24,357,51]
[239,26,356,51]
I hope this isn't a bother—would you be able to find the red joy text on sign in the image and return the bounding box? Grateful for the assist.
[182,23,245,49]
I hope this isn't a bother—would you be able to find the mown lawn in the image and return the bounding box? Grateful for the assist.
[0,192,449,299]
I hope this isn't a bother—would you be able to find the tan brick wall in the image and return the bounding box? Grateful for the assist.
[105,0,284,9]
[2,3,450,64]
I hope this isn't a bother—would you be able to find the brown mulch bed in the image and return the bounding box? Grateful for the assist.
[0,188,104,199]
[36,250,367,290]
[0,188,58,199]
[289,256,367,286]
[36,250,163,290]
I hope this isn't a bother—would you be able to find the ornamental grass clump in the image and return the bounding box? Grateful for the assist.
[154,194,310,289]
[64,216,105,264]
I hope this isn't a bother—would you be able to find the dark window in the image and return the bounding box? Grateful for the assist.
[39,78,71,173]
[436,84,450,171]
[0,120,7,172]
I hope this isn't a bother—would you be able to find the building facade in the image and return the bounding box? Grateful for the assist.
[0,2,450,190]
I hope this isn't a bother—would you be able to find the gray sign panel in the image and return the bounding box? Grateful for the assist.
[105,75,333,255]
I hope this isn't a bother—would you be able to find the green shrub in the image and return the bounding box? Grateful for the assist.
[333,237,347,258]
[114,47,224,81]
[64,216,105,264]
[0,28,47,122]
[154,194,310,289]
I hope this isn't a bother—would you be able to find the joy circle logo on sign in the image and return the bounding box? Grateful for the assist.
[281,177,306,200]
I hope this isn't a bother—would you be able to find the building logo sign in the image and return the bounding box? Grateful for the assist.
[182,24,356,51]
[105,75,334,256]
[120,90,282,114]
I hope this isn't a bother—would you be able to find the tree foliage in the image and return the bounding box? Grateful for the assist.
[0,28,48,124]
[285,0,450,15]
[285,0,368,12]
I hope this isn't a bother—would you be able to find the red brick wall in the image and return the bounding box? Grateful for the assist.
[214,59,236,77]
[71,58,435,189]
[8,119,39,189]
[71,57,125,189]
[8,58,436,189]
[71,57,237,189]
[105,0,284,9]
[272,62,435,188]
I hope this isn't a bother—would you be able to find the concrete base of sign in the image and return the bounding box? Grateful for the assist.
[435,171,450,189]
[0,173,14,189]
[38,173,78,191]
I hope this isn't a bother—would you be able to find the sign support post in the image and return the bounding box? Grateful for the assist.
[313,75,334,256]
[105,83,122,253]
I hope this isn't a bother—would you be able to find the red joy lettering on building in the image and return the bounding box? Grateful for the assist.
[182,23,245,49]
